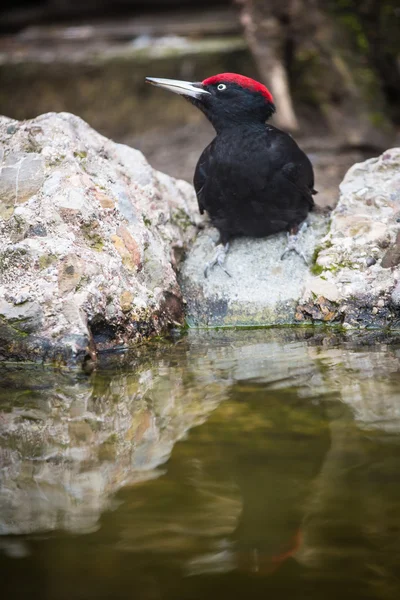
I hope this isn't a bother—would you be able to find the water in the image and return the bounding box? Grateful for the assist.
[2,329,400,600]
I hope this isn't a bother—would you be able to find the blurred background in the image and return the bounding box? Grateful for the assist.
[1,0,399,206]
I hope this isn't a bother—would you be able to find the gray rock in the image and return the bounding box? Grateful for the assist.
[0,113,199,364]
[299,148,400,328]
[180,214,329,327]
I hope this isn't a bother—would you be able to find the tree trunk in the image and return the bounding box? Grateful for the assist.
[239,4,300,132]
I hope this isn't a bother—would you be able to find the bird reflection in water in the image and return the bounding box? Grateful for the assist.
[185,380,333,578]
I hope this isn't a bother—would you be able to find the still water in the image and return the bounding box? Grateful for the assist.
[1,329,400,600]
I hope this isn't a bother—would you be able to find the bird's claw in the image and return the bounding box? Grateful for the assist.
[204,243,231,278]
[281,244,308,265]
[280,222,309,265]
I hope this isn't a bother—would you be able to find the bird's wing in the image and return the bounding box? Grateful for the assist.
[264,127,316,211]
[194,142,214,215]
[280,161,316,210]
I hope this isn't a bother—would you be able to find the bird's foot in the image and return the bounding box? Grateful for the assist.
[281,222,308,265]
[204,243,231,278]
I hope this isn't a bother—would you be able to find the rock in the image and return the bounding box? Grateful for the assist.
[0,113,198,365]
[295,296,339,323]
[300,148,400,328]
[180,213,329,326]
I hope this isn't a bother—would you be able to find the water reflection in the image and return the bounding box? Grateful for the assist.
[1,330,400,600]
[0,345,225,535]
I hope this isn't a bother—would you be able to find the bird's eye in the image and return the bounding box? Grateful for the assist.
[217,84,227,91]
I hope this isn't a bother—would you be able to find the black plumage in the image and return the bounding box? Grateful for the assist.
[194,122,315,245]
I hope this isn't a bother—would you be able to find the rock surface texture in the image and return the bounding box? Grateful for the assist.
[0,113,198,364]
[180,214,329,327]
[298,148,400,328]
[181,148,400,329]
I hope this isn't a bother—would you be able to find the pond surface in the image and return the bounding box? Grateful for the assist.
[1,329,400,600]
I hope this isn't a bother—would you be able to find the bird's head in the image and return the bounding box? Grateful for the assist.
[146,73,275,133]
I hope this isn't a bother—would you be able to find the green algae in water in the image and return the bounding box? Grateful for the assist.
[1,329,400,600]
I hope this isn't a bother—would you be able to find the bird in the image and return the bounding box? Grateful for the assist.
[145,73,316,277]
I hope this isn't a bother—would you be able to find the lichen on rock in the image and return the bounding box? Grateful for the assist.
[0,113,198,365]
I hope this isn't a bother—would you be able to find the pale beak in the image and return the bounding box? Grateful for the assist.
[145,77,210,99]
